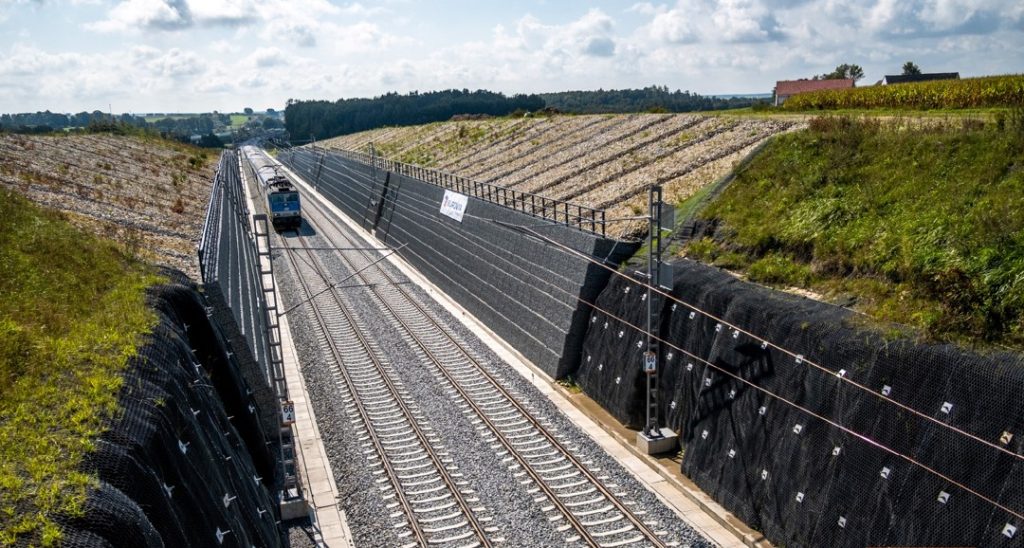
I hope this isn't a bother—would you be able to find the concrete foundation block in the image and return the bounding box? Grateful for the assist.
[636,428,679,455]
[280,496,310,521]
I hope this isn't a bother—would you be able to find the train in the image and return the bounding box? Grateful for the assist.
[242,146,302,230]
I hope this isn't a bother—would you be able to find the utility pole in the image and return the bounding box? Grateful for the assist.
[369,142,377,183]
[645,185,662,437]
[637,184,679,454]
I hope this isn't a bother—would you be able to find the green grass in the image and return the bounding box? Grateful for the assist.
[142,114,199,123]
[0,190,159,545]
[688,114,1024,348]
[229,114,250,127]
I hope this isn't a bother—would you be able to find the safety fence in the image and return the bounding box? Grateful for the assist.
[198,151,304,510]
[198,153,271,376]
[307,145,609,236]
[277,146,638,379]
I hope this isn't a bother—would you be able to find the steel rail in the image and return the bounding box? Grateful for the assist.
[281,228,492,548]
[301,200,669,548]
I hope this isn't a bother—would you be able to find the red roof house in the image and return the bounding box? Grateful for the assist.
[774,78,854,106]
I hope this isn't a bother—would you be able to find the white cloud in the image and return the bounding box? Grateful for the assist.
[629,2,661,16]
[247,47,286,68]
[639,0,783,44]
[87,0,191,32]
[209,39,240,54]
[188,0,256,26]
[710,0,783,42]
[2,0,1023,112]
[648,7,697,44]
[492,9,619,62]
[148,48,205,78]
[87,0,340,33]
[267,20,320,47]
[337,2,387,17]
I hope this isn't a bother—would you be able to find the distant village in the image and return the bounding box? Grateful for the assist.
[774,61,959,106]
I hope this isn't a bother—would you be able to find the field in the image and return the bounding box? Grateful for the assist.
[0,189,158,545]
[319,114,797,238]
[783,74,1024,111]
[142,113,199,123]
[0,133,215,279]
[687,115,1024,348]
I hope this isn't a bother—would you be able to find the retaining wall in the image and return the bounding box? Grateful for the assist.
[279,147,638,378]
[579,259,1024,547]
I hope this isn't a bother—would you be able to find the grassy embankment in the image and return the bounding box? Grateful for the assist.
[0,190,159,545]
[685,114,1024,349]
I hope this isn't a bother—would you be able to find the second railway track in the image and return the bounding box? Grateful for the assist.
[282,189,682,547]
[281,229,498,547]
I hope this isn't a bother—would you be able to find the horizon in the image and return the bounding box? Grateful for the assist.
[1,1,1022,113]
[0,86,780,117]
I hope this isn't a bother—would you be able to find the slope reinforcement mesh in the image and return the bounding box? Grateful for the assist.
[578,259,1024,547]
[53,273,282,547]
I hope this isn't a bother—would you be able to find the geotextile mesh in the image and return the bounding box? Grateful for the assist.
[578,259,1024,547]
[53,277,281,547]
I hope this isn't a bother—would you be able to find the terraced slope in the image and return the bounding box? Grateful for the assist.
[319,114,797,238]
[0,133,215,278]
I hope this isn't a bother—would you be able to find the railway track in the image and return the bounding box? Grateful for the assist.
[295,194,678,548]
[280,228,497,547]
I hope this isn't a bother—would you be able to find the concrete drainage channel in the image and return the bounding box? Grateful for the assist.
[264,164,716,546]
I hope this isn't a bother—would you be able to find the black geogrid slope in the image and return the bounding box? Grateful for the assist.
[579,259,1024,547]
[56,277,281,547]
[278,148,638,378]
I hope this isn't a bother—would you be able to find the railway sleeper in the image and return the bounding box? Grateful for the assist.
[421,519,470,534]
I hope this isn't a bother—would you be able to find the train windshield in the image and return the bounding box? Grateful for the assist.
[270,192,299,205]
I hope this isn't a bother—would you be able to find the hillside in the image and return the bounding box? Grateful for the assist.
[0,189,158,545]
[0,133,215,278]
[318,113,796,238]
[686,115,1024,348]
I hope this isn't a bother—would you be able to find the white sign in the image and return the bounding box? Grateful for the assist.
[281,401,295,425]
[643,351,657,374]
[439,190,468,222]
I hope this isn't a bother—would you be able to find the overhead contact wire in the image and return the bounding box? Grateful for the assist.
[283,149,1024,523]
[512,222,1024,464]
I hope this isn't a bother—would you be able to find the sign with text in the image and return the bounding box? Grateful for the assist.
[643,351,657,374]
[281,401,295,425]
[440,190,468,222]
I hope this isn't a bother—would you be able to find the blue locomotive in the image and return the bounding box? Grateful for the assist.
[243,146,302,230]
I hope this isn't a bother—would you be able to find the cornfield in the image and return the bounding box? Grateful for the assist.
[783,74,1024,110]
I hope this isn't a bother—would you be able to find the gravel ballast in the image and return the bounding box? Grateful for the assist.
[270,192,715,548]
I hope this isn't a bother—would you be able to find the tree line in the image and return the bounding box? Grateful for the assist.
[0,111,151,133]
[539,85,757,113]
[285,89,545,141]
[285,86,763,140]
[0,111,269,148]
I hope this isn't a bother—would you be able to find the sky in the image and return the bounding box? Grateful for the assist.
[0,0,1022,114]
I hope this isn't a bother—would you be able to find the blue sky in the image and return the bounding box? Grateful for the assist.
[1,0,1022,114]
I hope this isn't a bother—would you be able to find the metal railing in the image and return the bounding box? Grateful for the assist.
[311,146,608,236]
[197,152,229,281]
